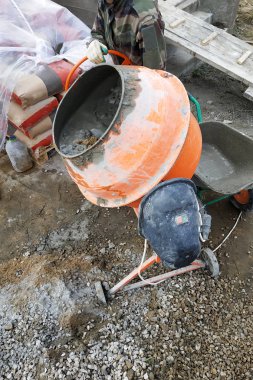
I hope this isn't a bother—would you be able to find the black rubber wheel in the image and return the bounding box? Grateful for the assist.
[201,248,220,279]
[230,189,253,212]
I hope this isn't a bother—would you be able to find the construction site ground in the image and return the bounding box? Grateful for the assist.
[0,3,253,379]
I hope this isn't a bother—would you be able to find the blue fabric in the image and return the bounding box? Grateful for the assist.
[139,179,201,269]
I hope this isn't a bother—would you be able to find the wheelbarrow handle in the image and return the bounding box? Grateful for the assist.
[188,93,203,124]
[65,50,132,91]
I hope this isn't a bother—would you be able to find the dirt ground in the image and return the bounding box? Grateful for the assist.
[0,3,253,379]
[235,0,253,41]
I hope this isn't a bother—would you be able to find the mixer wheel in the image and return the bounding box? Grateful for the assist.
[230,189,253,212]
[201,248,220,279]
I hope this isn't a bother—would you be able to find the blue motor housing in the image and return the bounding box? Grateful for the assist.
[139,179,202,269]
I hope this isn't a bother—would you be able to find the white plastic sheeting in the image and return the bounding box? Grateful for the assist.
[0,0,107,149]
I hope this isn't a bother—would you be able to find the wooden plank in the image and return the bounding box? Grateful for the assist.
[160,2,250,53]
[166,12,211,77]
[244,87,253,102]
[176,0,199,11]
[162,0,187,6]
[160,0,198,11]
[159,4,253,87]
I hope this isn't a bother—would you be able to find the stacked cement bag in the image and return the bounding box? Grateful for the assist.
[0,0,92,169]
[1,0,115,171]
[7,59,82,162]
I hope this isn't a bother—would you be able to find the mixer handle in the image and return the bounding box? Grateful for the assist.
[65,50,132,91]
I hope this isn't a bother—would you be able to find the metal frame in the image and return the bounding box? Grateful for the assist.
[108,255,206,296]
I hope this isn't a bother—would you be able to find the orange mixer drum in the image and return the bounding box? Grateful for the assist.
[53,64,202,208]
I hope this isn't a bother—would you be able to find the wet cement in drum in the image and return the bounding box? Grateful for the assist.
[59,85,122,156]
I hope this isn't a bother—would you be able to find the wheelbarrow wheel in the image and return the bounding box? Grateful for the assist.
[201,248,220,278]
[230,189,253,212]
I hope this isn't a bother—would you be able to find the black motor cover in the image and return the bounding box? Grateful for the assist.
[139,179,202,269]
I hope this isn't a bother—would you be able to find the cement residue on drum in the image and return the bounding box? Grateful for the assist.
[59,85,122,156]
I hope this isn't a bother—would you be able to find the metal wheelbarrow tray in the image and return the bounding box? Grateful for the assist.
[195,121,253,195]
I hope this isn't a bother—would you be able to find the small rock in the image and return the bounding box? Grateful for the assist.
[217,318,223,328]
[126,360,132,369]
[101,365,108,376]
[15,269,23,277]
[195,343,201,351]
[211,368,217,375]
[39,374,48,380]
[127,369,134,380]
[4,323,13,331]
[108,242,115,249]
[167,355,174,365]
[37,245,45,252]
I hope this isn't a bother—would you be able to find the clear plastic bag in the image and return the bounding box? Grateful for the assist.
[0,0,111,149]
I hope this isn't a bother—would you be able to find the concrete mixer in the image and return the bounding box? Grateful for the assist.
[53,53,220,302]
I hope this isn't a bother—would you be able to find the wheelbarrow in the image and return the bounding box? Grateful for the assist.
[195,121,253,211]
[53,51,221,303]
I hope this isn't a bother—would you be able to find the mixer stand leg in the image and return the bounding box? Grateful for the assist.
[109,254,160,296]
[95,249,219,304]
[122,260,205,292]
[94,254,159,304]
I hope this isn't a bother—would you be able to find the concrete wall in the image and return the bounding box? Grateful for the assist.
[199,0,240,30]
[54,0,97,27]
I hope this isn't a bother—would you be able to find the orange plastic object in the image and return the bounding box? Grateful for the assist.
[55,64,202,208]
[65,50,132,91]
[234,190,250,205]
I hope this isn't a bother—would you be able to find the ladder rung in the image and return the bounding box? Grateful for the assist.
[237,50,252,65]
[169,17,186,28]
[201,31,219,46]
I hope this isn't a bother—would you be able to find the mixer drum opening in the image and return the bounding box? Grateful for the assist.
[53,65,124,158]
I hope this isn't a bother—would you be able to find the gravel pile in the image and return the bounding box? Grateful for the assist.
[0,248,252,380]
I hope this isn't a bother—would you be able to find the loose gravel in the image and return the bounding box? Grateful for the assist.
[0,246,252,380]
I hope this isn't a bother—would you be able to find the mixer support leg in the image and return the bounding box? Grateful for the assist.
[95,254,213,304]
[109,254,160,296]
[122,260,205,292]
